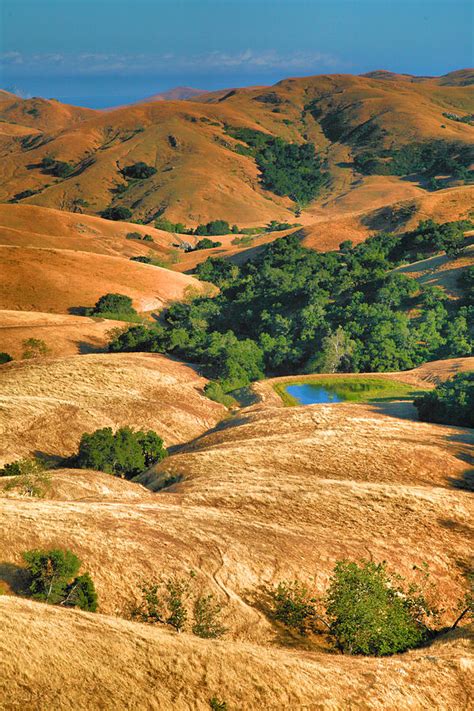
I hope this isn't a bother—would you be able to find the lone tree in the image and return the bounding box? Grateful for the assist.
[121,162,157,180]
[101,206,133,221]
[1,457,51,498]
[76,426,167,478]
[90,293,137,317]
[22,548,97,611]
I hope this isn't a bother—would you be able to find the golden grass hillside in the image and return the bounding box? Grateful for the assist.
[0,596,472,711]
[0,352,225,463]
[0,310,125,359]
[0,71,472,226]
[0,244,204,314]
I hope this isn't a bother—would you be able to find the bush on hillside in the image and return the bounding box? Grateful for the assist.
[194,238,222,250]
[0,457,51,498]
[88,293,137,319]
[414,373,474,427]
[22,338,50,359]
[22,548,97,610]
[131,574,226,638]
[194,220,231,236]
[76,426,167,478]
[40,156,74,178]
[121,162,157,180]
[101,206,133,221]
[270,559,438,656]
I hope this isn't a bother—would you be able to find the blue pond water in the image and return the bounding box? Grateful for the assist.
[286,384,344,405]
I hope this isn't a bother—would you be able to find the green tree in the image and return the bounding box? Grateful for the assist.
[192,593,227,638]
[415,373,474,427]
[122,162,157,179]
[22,548,97,610]
[2,457,51,497]
[76,427,167,478]
[325,560,433,655]
[91,293,136,315]
[101,206,133,221]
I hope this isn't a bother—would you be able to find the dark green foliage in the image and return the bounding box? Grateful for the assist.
[325,561,433,655]
[194,238,222,250]
[155,217,189,234]
[209,699,227,711]
[226,126,326,203]
[101,206,133,221]
[108,221,473,387]
[64,573,98,612]
[0,352,13,364]
[130,255,152,264]
[12,189,38,201]
[90,293,136,316]
[22,548,97,610]
[270,580,319,636]
[121,162,157,179]
[204,381,236,407]
[415,373,474,427]
[76,426,167,478]
[459,266,474,305]
[40,156,74,178]
[355,140,474,185]
[195,220,231,236]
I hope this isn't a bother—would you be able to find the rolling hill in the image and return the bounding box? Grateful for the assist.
[0,70,472,227]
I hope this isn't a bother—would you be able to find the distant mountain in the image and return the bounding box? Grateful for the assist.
[142,86,209,102]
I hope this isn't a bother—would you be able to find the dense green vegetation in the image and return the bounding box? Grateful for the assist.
[86,292,141,322]
[415,372,474,427]
[194,238,222,250]
[22,548,97,611]
[40,156,74,178]
[126,231,154,242]
[76,426,167,478]
[101,206,133,221]
[273,376,421,406]
[270,560,439,655]
[121,162,157,179]
[354,140,474,185]
[225,126,327,203]
[108,220,473,396]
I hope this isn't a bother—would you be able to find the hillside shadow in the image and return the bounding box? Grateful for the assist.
[0,563,31,595]
[76,340,107,355]
[366,400,419,421]
[446,431,474,490]
[33,450,68,468]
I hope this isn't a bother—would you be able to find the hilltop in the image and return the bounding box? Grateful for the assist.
[0,70,472,227]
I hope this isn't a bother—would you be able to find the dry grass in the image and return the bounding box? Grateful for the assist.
[0,309,125,359]
[1,597,472,711]
[0,352,225,463]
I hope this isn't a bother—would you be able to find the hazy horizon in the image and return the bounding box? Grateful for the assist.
[1,0,472,108]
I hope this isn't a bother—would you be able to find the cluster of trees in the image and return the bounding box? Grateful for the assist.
[22,548,97,611]
[126,231,154,242]
[354,140,474,186]
[270,559,471,655]
[155,217,300,237]
[40,156,74,178]
[194,238,222,250]
[415,372,474,427]
[121,162,157,179]
[76,426,167,479]
[226,126,327,203]
[101,206,133,221]
[130,573,226,638]
[108,221,473,396]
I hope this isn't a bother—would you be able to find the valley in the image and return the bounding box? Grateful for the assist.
[0,67,473,710]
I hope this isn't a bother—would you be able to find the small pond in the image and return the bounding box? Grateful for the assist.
[285,384,344,405]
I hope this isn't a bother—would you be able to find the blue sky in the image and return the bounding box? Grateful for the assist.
[1,0,472,107]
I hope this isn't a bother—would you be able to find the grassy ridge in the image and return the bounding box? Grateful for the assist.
[273,376,424,407]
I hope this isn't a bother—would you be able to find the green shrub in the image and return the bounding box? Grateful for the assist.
[22,548,97,610]
[22,338,49,359]
[414,373,474,427]
[121,162,157,179]
[40,157,74,178]
[101,206,133,221]
[0,352,13,364]
[192,594,227,638]
[204,381,236,407]
[270,579,319,636]
[209,699,227,711]
[131,575,226,638]
[76,426,167,478]
[130,255,152,264]
[195,238,222,250]
[195,220,231,236]
[325,560,433,655]
[88,293,137,320]
[1,457,51,498]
